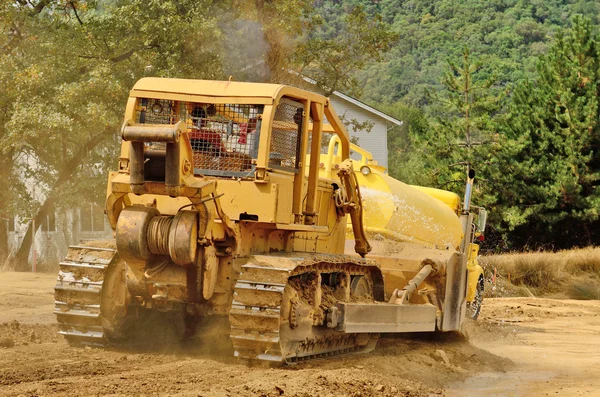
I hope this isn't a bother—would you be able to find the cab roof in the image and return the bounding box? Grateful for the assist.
[130,78,327,105]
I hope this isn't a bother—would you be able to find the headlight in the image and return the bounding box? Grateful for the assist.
[360,166,371,175]
[152,102,163,113]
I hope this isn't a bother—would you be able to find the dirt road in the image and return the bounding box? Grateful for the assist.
[1,272,598,396]
[447,297,600,396]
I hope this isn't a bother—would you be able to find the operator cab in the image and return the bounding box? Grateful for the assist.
[135,97,304,178]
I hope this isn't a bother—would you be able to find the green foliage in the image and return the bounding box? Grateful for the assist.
[379,102,431,185]
[312,0,600,105]
[386,48,502,212]
[1,1,227,217]
[425,48,501,191]
[494,16,600,249]
[331,0,600,250]
[293,5,398,96]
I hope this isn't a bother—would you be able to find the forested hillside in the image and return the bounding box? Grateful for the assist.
[315,0,600,104]
[311,0,600,250]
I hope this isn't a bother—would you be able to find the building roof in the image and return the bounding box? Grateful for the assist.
[330,91,403,127]
[300,76,403,127]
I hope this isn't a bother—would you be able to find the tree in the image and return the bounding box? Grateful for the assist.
[346,0,600,106]
[379,102,431,185]
[494,16,600,249]
[292,5,398,96]
[406,48,500,202]
[0,0,247,270]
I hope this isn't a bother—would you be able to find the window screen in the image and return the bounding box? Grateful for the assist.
[270,98,304,171]
[136,99,263,176]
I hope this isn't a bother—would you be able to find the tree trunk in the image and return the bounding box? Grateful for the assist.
[0,219,8,266]
[11,129,112,271]
[0,147,15,268]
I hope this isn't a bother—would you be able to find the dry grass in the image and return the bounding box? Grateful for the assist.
[567,277,600,300]
[481,247,600,299]
[563,248,600,275]
[483,277,535,299]
[512,255,562,289]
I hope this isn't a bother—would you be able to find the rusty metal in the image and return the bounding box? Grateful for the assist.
[229,255,382,363]
[335,302,437,333]
[441,252,468,331]
[168,210,198,266]
[129,142,145,194]
[118,207,199,267]
[121,121,184,143]
[54,242,127,344]
[147,216,172,256]
[336,159,371,257]
[115,206,159,263]
[165,141,181,197]
[388,261,434,305]
[202,245,219,300]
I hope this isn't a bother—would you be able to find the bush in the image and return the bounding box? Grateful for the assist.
[511,255,562,290]
[568,278,600,300]
[564,248,600,275]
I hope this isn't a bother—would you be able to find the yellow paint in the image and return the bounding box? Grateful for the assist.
[107,77,482,327]
[110,78,353,256]
[357,171,463,249]
[313,137,462,250]
[130,77,328,105]
[314,135,483,303]
[466,243,484,302]
[409,186,461,214]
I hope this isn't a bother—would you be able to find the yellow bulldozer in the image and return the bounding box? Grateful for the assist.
[54,78,486,363]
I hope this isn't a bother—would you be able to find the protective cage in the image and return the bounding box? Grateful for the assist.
[269,98,304,172]
[135,98,263,177]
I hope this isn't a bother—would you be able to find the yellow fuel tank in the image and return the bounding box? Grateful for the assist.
[355,170,462,250]
[316,136,462,250]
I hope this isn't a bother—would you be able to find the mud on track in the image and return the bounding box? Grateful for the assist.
[0,271,523,397]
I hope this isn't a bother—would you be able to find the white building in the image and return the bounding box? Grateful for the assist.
[6,205,112,271]
[328,90,402,168]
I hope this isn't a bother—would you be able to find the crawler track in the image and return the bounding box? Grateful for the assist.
[54,243,118,345]
[55,247,380,364]
[229,257,379,363]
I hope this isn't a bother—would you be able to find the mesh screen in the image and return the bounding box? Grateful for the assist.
[135,99,261,175]
[136,99,175,150]
[270,99,303,170]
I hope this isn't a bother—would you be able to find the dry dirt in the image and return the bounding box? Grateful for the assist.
[0,272,599,396]
[446,297,600,396]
